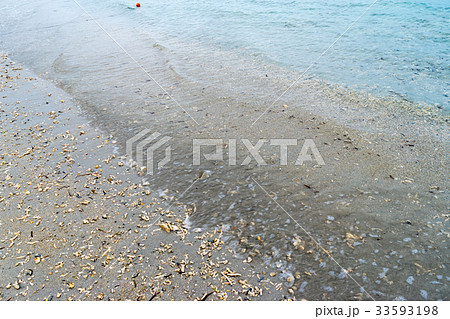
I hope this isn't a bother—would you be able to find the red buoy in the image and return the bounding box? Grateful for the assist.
[136,3,141,7]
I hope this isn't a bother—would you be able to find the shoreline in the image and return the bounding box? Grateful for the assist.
[1,51,448,300]
[0,56,288,301]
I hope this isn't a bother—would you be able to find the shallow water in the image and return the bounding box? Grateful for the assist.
[1,0,449,300]
[40,0,450,109]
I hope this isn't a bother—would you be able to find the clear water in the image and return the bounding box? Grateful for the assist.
[2,0,448,108]
[102,0,449,109]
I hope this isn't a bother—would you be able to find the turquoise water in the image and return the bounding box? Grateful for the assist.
[1,0,448,108]
[100,0,449,109]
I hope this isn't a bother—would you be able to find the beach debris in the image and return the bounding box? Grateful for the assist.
[344,232,362,249]
[12,281,21,290]
[238,280,262,297]
[55,261,64,269]
[199,291,214,301]
[157,219,188,239]
[139,211,150,221]
[292,236,305,250]
[149,292,160,301]
[198,171,210,180]
[158,221,176,233]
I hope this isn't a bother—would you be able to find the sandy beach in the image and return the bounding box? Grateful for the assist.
[0,56,288,301]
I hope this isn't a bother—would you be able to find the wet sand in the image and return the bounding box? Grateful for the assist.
[0,56,287,301]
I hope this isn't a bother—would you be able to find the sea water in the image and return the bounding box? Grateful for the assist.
[93,0,449,109]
